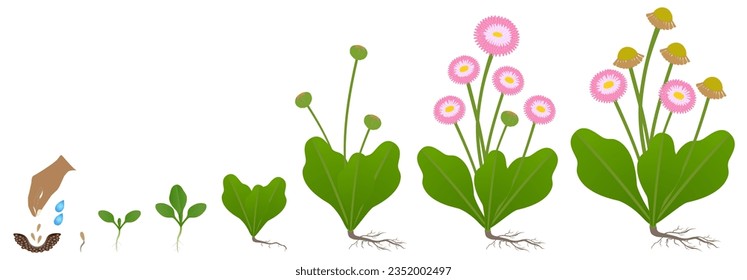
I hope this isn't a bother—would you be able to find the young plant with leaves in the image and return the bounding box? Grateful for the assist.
[295,45,403,250]
[418,16,558,250]
[155,184,207,252]
[222,174,287,250]
[571,7,733,250]
[98,210,141,251]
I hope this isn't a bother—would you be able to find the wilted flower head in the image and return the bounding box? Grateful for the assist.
[697,77,726,99]
[647,7,675,30]
[614,47,644,69]
[660,43,690,65]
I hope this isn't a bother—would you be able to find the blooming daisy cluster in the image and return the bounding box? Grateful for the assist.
[587,6,727,157]
[434,15,557,171]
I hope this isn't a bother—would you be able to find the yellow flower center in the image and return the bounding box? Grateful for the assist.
[603,81,614,89]
[617,47,638,60]
[667,43,687,57]
[673,91,685,100]
[505,76,514,84]
[445,105,455,113]
[536,105,546,113]
[653,7,673,22]
[459,65,469,73]
[493,31,503,38]
[704,77,723,91]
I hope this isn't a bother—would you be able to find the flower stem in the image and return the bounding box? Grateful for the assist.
[307,107,331,146]
[649,63,673,140]
[662,112,673,134]
[176,225,183,252]
[522,123,536,157]
[455,123,477,173]
[358,129,371,154]
[615,101,640,158]
[466,83,484,166]
[627,68,645,153]
[496,125,508,151]
[477,54,494,114]
[343,59,359,159]
[637,28,661,149]
[485,93,505,154]
[693,98,711,141]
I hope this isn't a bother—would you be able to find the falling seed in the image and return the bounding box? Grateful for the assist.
[37,235,42,243]
[36,224,41,232]
[80,232,85,241]
[53,213,64,226]
[31,233,36,242]
[55,200,65,213]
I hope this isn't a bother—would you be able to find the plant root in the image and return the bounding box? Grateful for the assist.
[348,230,405,251]
[485,230,544,251]
[252,236,287,251]
[650,226,718,250]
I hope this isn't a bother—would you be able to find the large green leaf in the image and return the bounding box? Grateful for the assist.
[652,131,734,223]
[476,149,557,228]
[302,137,348,226]
[222,174,287,236]
[169,185,188,221]
[571,128,650,222]
[417,146,484,226]
[637,133,678,224]
[303,137,401,231]
[337,141,400,230]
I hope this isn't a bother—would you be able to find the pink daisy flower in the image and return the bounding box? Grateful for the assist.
[474,16,519,56]
[589,69,627,103]
[659,79,696,114]
[524,95,555,125]
[492,66,524,95]
[448,55,480,84]
[433,95,466,125]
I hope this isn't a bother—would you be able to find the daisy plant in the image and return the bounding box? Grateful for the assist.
[571,7,734,250]
[418,16,558,250]
[295,45,404,250]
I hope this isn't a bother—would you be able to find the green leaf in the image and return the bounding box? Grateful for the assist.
[155,203,175,219]
[571,129,650,222]
[650,131,734,223]
[417,146,484,226]
[98,210,114,223]
[116,217,122,227]
[337,141,400,230]
[222,174,287,236]
[169,185,188,221]
[475,149,557,228]
[302,137,349,228]
[637,133,678,224]
[124,210,141,223]
[187,203,207,218]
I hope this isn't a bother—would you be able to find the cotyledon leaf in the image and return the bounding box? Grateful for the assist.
[571,128,650,223]
[417,146,485,226]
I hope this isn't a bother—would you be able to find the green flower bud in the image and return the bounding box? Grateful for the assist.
[350,45,368,60]
[501,111,519,127]
[295,92,312,108]
[364,114,381,130]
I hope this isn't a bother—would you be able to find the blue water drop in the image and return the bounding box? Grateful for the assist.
[55,200,65,213]
[54,213,63,226]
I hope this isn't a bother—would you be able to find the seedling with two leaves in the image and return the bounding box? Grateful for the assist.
[155,184,207,252]
[98,210,140,251]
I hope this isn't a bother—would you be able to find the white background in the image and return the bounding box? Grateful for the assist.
[1,0,744,279]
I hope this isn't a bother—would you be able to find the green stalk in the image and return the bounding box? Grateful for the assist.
[522,123,536,157]
[649,63,674,139]
[115,227,121,252]
[496,125,508,151]
[176,225,183,252]
[615,101,640,158]
[466,84,484,165]
[627,68,645,153]
[358,129,371,154]
[661,112,673,134]
[476,54,494,114]
[455,123,477,172]
[307,107,331,146]
[343,59,359,159]
[485,94,505,154]
[637,28,661,149]
[693,98,711,141]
